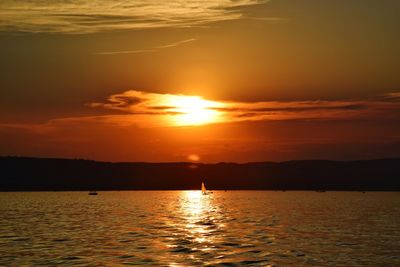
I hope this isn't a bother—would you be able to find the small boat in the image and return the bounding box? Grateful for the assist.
[201,182,207,195]
[201,182,213,195]
[88,191,98,195]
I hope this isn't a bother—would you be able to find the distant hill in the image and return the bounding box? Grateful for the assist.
[1,157,399,191]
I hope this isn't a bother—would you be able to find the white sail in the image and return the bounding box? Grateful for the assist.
[201,182,207,195]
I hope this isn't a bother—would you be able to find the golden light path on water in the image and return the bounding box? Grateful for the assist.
[178,191,224,253]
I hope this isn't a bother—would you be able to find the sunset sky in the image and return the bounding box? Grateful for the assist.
[1,0,400,162]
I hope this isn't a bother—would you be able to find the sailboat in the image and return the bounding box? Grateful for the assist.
[201,182,207,195]
[201,182,212,195]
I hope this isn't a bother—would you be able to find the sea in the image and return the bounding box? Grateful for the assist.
[0,191,399,266]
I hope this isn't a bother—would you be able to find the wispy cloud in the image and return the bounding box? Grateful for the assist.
[155,38,197,49]
[95,49,155,56]
[0,0,267,34]
[247,17,290,23]
[95,38,196,55]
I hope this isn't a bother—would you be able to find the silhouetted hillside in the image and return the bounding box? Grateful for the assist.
[1,157,399,191]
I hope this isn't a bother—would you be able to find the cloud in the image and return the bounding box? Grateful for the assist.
[247,17,290,23]
[1,90,400,162]
[0,0,267,34]
[87,90,225,126]
[155,38,197,49]
[378,92,400,102]
[95,38,196,55]
[86,90,400,127]
[1,90,399,132]
[95,49,155,56]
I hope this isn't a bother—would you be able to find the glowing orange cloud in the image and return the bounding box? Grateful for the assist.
[87,90,400,127]
[89,90,226,127]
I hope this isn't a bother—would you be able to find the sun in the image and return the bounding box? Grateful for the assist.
[167,95,224,126]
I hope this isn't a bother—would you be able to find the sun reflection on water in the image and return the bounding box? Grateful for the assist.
[183,190,203,215]
[179,191,222,250]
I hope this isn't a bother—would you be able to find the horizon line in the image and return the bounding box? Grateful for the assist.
[1,155,399,165]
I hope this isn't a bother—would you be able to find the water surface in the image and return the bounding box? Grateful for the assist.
[0,191,399,266]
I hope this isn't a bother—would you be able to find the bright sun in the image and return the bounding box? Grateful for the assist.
[167,95,224,126]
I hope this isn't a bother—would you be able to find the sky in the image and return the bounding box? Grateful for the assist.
[1,0,400,162]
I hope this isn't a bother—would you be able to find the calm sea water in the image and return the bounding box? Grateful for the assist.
[0,191,399,266]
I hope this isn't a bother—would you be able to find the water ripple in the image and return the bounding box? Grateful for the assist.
[0,191,399,266]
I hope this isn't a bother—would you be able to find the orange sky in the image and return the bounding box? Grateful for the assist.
[0,0,400,162]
